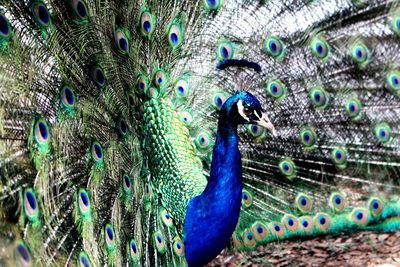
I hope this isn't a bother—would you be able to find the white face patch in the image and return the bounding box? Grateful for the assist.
[237,99,250,121]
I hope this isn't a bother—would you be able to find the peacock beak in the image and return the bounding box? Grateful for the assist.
[256,112,277,136]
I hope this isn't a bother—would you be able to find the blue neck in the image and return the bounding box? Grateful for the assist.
[205,113,241,191]
[184,107,243,267]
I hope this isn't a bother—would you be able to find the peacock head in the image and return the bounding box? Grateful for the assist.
[222,91,276,135]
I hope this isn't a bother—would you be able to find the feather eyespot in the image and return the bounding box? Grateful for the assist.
[252,222,268,241]
[217,42,234,60]
[15,242,32,267]
[145,183,150,196]
[136,74,149,95]
[205,0,223,11]
[266,80,286,100]
[153,69,168,89]
[310,36,330,60]
[0,14,12,38]
[104,224,116,252]
[78,189,91,216]
[247,124,265,139]
[78,251,91,267]
[212,92,228,110]
[296,193,312,213]
[122,174,132,194]
[329,192,346,212]
[91,142,103,162]
[232,232,243,249]
[313,213,331,232]
[34,118,50,144]
[279,158,296,180]
[242,229,257,249]
[374,122,392,144]
[60,85,76,108]
[167,22,184,48]
[140,11,155,37]
[309,86,328,109]
[264,36,285,59]
[24,188,39,222]
[128,94,135,107]
[281,214,299,233]
[351,208,370,226]
[331,146,348,169]
[174,79,190,98]
[299,216,313,233]
[117,119,128,136]
[392,15,400,35]
[268,222,285,238]
[173,238,185,256]
[90,66,106,88]
[350,41,370,68]
[160,209,173,227]
[368,197,384,216]
[115,29,129,54]
[345,98,362,120]
[71,0,88,19]
[129,239,139,259]
[179,110,193,126]
[352,45,367,62]
[195,131,212,151]
[242,189,253,207]
[300,127,317,148]
[386,70,400,95]
[152,231,166,253]
[30,1,51,27]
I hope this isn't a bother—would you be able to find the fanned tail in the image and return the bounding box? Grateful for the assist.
[174,0,400,251]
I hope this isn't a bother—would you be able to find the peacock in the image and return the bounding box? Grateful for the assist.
[0,0,400,266]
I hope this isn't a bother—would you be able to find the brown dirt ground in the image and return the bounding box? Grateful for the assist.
[207,231,400,267]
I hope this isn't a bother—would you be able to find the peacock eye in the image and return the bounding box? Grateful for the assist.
[167,22,184,49]
[217,42,234,60]
[91,66,106,88]
[374,122,392,144]
[243,107,253,116]
[392,15,400,35]
[140,11,155,37]
[115,29,129,54]
[264,36,285,59]
[30,1,51,27]
[350,41,370,68]
[71,0,88,19]
[0,14,12,38]
[15,242,32,266]
[387,69,400,95]
[79,252,91,267]
[310,36,330,60]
